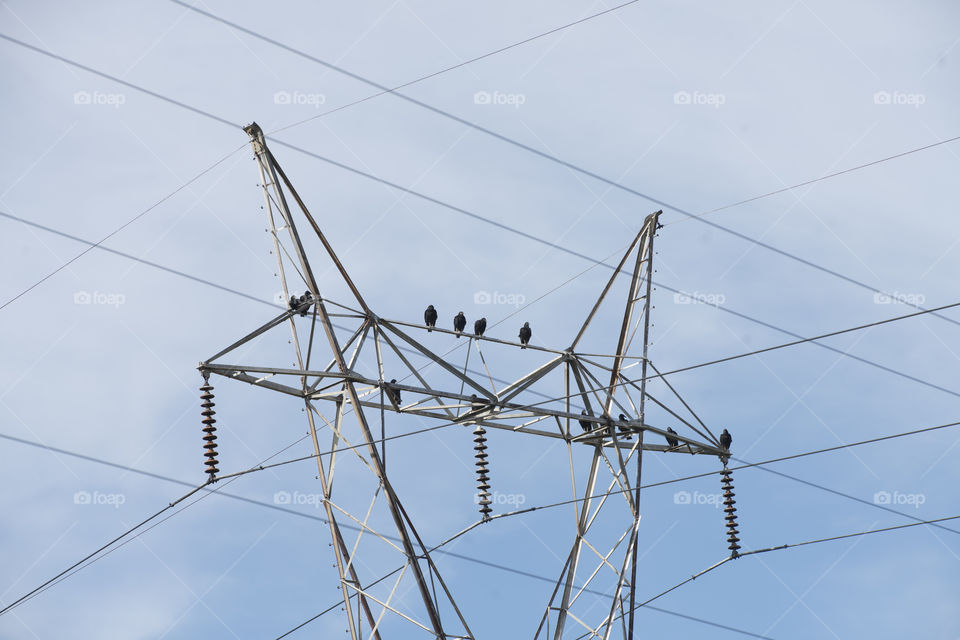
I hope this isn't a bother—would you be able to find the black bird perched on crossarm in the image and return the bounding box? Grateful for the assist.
[470,394,486,411]
[519,322,532,348]
[385,379,401,408]
[617,414,633,439]
[292,291,313,316]
[720,428,732,450]
[578,410,593,432]
[424,305,438,331]
[665,427,679,448]
[474,317,487,337]
[454,311,467,335]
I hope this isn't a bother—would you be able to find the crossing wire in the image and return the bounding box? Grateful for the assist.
[0,434,310,617]
[569,512,960,640]
[169,2,960,329]
[3,414,954,631]
[1,27,956,635]
[0,144,244,311]
[2,34,957,401]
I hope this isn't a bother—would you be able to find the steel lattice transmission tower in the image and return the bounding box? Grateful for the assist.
[198,123,730,639]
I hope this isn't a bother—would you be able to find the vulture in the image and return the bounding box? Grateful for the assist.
[617,414,633,438]
[424,305,438,331]
[454,311,467,335]
[519,322,532,348]
[578,410,593,432]
[474,317,487,337]
[470,394,485,411]
[296,291,313,317]
[665,427,679,448]
[720,429,732,450]
[385,379,401,407]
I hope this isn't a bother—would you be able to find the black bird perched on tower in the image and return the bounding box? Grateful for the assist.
[474,317,487,337]
[384,379,401,407]
[454,311,467,335]
[519,322,532,348]
[665,427,679,448]
[720,428,732,450]
[578,410,593,432]
[424,305,438,331]
[296,291,313,316]
[617,414,633,438]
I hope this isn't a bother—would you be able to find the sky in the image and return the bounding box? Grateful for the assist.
[2,0,960,638]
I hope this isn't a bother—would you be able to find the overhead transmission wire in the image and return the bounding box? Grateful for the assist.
[278,466,960,639]
[3,416,954,633]
[1,27,956,631]
[8,402,956,545]
[0,434,310,617]
[257,0,646,136]
[7,196,960,413]
[568,512,960,640]
[7,192,959,407]
[0,430,771,640]
[0,483,207,616]
[2,34,958,401]
[0,142,245,311]
[643,298,960,380]
[670,134,960,223]
[168,2,960,330]
[6,12,958,334]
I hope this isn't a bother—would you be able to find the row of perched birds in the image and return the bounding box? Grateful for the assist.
[424,305,532,347]
[577,410,732,451]
[288,291,314,317]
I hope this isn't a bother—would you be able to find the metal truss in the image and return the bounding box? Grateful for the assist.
[198,122,727,639]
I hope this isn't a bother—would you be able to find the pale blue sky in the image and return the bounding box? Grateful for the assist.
[2,1,959,638]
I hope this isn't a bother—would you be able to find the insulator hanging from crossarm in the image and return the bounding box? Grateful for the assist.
[473,425,492,519]
[200,371,219,483]
[721,467,740,556]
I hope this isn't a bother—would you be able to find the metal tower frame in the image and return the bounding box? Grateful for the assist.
[198,123,728,639]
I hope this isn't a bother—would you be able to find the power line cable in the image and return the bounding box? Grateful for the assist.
[0,482,207,616]
[166,4,960,329]
[0,434,306,616]
[260,0,646,136]
[1,34,955,401]
[0,144,244,311]
[573,511,960,639]
[4,416,952,631]
[647,299,960,380]
[680,135,960,222]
